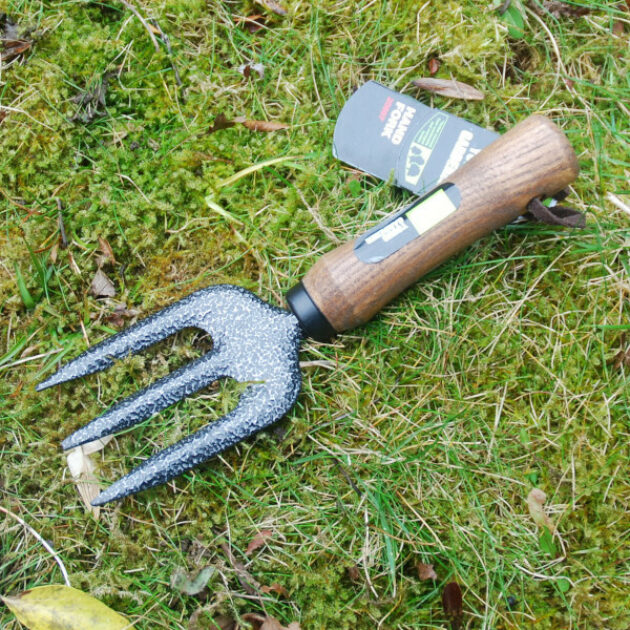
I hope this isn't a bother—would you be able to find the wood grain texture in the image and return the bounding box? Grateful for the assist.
[302,115,579,333]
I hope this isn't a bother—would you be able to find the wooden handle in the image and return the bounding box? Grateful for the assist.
[287,115,579,339]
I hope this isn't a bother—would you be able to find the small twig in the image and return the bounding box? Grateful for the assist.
[298,359,335,369]
[499,0,511,14]
[224,591,280,602]
[118,0,160,51]
[0,505,71,587]
[118,173,150,203]
[607,192,630,218]
[0,105,55,131]
[149,19,182,88]
[295,187,341,244]
[56,198,68,248]
[0,347,63,372]
[333,457,363,499]
[526,6,569,87]
[220,542,260,597]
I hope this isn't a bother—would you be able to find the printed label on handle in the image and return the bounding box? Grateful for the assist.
[354,184,461,264]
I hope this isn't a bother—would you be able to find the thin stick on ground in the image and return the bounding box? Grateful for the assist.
[0,505,71,587]
[149,19,182,88]
[220,542,261,597]
[119,0,160,51]
[295,187,341,244]
[607,192,630,218]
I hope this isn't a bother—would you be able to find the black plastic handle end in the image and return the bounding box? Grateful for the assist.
[286,282,336,342]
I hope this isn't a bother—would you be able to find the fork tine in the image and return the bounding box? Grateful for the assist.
[36,293,203,391]
[91,380,298,506]
[61,351,230,450]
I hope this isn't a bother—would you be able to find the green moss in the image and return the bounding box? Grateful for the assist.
[1,0,629,628]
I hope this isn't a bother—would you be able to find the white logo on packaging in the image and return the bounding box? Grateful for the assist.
[405,143,433,186]
[365,217,408,244]
[439,130,477,181]
[381,101,416,146]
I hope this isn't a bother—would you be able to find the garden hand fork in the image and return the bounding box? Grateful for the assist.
[37,115,579,505]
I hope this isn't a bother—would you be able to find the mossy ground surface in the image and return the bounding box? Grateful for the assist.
[1,1,628,628]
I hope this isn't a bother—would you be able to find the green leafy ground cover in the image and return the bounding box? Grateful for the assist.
[1,1,628,628]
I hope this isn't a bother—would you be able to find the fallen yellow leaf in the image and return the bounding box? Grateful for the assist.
[1,585,130,630]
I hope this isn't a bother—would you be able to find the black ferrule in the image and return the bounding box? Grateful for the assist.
[286,282,336,342]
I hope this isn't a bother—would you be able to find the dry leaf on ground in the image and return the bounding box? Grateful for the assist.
[441,582,463,630]
[209,114,289,134]
[70,73,113,123]
[346,565,361,582]
[98,236,117,264]
[105,303,140,328]
[238,62,265,79]
[1,38,31,62]
[254,0,287,15]
[527,488,555,531]
[220,542,260,595]
[233,117,289,132]
[412,78,484,101]
[416,562,437,581]
[261,583,289,598]
[238,15,266,33]
[0,14,34,63]
[245,529,273,555]
[170,566,216,596]
[67,251,82,276]
[534,1,590,17]
[90,269,116,298]
[66,436,112,518]
[242,613,300,630]
[1,585,128,630]
[612,346,630,369]
[428,58,440,75]
[209,113,236,134]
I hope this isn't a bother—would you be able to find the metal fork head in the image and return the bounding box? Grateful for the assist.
[37,285,303,505]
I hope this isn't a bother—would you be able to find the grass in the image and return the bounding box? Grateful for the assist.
[1,0,629,628]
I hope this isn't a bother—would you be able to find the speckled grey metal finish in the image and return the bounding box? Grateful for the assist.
[37,285,303,506]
